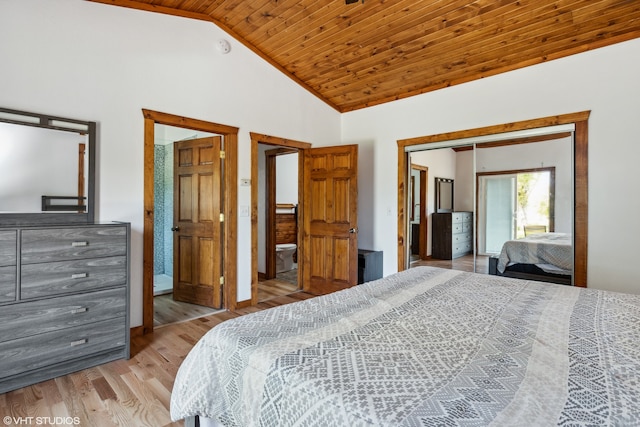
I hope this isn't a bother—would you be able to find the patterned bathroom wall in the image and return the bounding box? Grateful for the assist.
[153,145,165,275]
[153,144,174,275]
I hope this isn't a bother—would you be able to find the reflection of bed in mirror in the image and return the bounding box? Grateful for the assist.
[489,232,572,285]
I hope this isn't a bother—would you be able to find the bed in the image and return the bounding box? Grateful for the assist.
[490,232,573,285]
[170,266,640,426]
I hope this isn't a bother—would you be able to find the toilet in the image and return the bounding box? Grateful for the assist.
[275,243,297,273]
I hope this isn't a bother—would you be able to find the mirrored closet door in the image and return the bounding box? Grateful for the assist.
[405,125,575,286]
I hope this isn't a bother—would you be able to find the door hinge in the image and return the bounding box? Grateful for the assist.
[220,150,225,159]
[219,213,224,222]
[219,276,224,286]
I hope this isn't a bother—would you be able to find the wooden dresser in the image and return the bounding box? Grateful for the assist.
[431,212,473,260]
[0,222,130,393]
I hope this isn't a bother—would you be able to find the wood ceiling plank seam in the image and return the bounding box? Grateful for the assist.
[245,4,349,44]
[155,0,186,8]
[278,0,554,77]
[321,20,640,103]
[262,0,464,58]
[287,0,571,76]
[201,0,233,15]
[239,2,339,48]
[287,0,632,80]
[234,0,324,35]
[256,0,388,53]
[198,0,227,16]
[215,0,282,28]
[232,1,318,37]
[210,0,248,23]
[178,0,219,12]
[257,0,424,50]
[271,0,472,58]
[277,0,546,60]
[569,1,640,25]
[288,15,636,104]
[322,24,640,107]
[335,29,640,111]
[313,3,636,91]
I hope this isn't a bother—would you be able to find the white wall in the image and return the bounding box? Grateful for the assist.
[0,0,341,327]
[276,154,299,205]
[342,38,640,295]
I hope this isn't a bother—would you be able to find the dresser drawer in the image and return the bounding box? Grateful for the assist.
[452,221,472,234]
[0,287,126,343]
[451,212,472,224]
[453,241,473,257]
[453,232,472,244]
[0,317,126,380]
[0,230,17,267]
[21,255,127,299]
[21,226,126,264]
[0,265,16,303]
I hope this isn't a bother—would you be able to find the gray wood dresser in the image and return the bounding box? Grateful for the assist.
[0,222,130,394]
[431,212,473,260]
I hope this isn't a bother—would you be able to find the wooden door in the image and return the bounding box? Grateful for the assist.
[173,136,223,308]
[302,145,358,294]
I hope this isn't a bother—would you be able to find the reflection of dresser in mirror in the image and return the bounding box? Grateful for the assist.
[432,212,473,260]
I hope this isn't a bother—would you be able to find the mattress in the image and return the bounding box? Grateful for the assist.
[171,266,640,426]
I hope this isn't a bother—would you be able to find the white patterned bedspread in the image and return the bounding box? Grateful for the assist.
[497,232,573,275]
[170,266,640,426]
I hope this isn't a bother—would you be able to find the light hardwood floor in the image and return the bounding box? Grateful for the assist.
[258,277,298,302]
[0,292,315,427]
[154,294,224,327]
[411,253,489,274]
[153,273,298,327]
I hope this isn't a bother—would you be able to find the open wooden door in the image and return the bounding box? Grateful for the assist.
[302,145,358,295]
[173,136,223,308]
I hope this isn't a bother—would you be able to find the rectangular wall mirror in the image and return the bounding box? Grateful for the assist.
[0,107,96,225]
[434,177,454,213]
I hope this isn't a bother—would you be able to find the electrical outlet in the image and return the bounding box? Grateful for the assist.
[240,205,249,217]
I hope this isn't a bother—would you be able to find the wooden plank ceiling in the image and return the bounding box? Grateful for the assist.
[89,0,640,112]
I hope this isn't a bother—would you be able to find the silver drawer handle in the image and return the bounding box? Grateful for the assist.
[71,241,89,247]
[71,273,88,279]
[70,338,88,347]
[71,307,88,314]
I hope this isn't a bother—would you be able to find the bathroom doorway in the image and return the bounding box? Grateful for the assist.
[260,146,299,301]
[250,133,312,304]
[152,124,224,326]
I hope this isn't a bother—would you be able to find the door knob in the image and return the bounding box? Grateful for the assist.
[171,226,180,232]
[349,227,358,234]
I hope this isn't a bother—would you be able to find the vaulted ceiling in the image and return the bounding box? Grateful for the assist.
[89,0,640,112]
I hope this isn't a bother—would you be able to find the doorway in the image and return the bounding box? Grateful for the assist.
[477,168,555,255]
[409,164,428,262]
[142,109,239,335]
[250,133,311,306]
